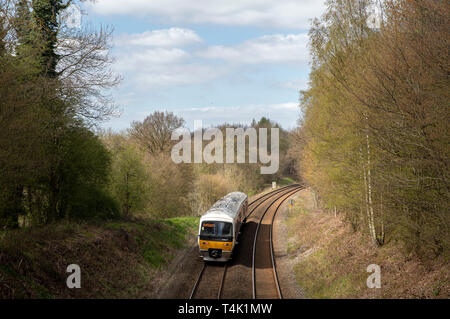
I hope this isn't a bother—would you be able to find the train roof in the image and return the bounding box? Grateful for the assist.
[202,192,247,220]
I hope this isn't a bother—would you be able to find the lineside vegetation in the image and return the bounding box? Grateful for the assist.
[297,0,449,258]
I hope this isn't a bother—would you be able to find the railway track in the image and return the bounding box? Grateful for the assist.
[189,184,301,299]
[244,184,300,222]
[248,184,299,208]
[252,186,301,299]
[189,262,228,299]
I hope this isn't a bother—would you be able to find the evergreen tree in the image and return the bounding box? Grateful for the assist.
[31,0,71,76]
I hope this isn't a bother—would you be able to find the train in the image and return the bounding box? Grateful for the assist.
[198,192,248,262]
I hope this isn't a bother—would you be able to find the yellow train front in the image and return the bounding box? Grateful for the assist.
[198,192,248,262]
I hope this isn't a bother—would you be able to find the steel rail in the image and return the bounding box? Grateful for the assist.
[246,184,300,220]
[251,186,302,299]
[217,264,228,299]
[191,185,300,299]
[269,188,302,298]
[248,184,299,206]
[189,262,206,299]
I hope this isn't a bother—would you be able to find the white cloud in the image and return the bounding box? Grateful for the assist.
[114,30,310,88]
[279,78,308,90]
[104,102,301,131]
[114,47,224,87]
[113,28,225,87]
[115,28,202,47]
[115,48,189,71]
[197,33,309,64]
[131,63,224,88]
[88,0,325,29]
[175,102,300,129]
[111,22,311,89]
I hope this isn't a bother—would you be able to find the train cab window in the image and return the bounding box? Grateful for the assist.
[200,221,232,241]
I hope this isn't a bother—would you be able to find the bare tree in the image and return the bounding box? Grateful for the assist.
[0,0,121,123]
[57,24,121,124]
[129,111,185,156]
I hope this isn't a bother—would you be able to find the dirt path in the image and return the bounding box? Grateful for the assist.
[272,190,309,298]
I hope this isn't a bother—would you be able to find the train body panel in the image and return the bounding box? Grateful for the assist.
[198,192,248,262]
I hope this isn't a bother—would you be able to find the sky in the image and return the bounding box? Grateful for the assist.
[79,0,327,131]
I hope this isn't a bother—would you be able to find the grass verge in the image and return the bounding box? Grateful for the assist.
[0,216,199,298]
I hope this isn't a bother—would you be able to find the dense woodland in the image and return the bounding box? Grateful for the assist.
[296,0,449,258]
[0,0,448,264]
[0,1,291,228]
[0,0,125,227]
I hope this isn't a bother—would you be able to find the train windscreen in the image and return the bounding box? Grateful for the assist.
[200,221,233,241]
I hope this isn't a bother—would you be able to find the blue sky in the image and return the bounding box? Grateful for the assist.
[79,0,327,131]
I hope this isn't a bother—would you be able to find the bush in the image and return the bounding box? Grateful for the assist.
[68,187,120,220]
[187,172,238,216]
[108,140,150,218]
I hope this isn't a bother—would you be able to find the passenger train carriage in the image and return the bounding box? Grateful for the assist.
[198,192,248,262]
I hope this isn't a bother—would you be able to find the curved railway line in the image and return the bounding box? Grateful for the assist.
[189,184,302,299]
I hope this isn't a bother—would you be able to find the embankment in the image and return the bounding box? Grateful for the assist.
[275,188,449,298]
[0,217,198,298]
